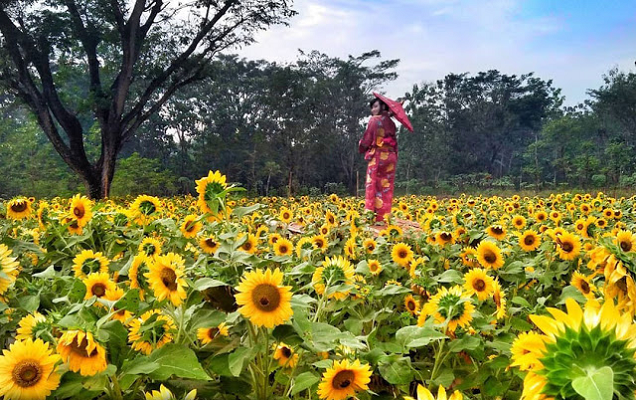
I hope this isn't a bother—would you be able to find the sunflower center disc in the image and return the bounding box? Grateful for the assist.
[621,241,632,252]
[561,242,573,252]
[208,328,219,339]
[11,202,27,212]
[580,280,590,294]
[12,360,42,387]
[74,206,84,218]
[399,251,407,258]
[205,239,216,248]
[160,268,178,291]
[484,251,496,263]
[92,283,107,297]
[252,284,281,312]
[333,370,355,389]
[282,347,292,358]
[524,236,535,246]
[474,279,486,291]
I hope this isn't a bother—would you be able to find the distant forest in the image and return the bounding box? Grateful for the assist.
[1,50,635,198]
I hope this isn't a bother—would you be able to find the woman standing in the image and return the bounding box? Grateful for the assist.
[359,98,398,224]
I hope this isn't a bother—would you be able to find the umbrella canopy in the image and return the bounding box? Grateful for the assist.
[373,92,414,132]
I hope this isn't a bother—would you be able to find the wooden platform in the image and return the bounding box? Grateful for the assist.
[287,218,424,238]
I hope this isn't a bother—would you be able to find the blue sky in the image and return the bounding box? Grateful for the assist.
[237,0,636,105]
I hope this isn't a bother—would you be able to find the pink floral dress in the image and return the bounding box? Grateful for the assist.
[358,111,398,222]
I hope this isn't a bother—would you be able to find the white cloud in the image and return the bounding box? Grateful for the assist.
[233,0,636,105]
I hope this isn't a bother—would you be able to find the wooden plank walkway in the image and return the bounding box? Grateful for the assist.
[287,218,424,238]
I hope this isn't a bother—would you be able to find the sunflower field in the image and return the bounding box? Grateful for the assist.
[1,170,636,400]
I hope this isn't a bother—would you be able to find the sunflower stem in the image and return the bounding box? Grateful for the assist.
[110,374,124,400]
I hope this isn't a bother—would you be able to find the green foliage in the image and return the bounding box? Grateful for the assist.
[110,153,178,197]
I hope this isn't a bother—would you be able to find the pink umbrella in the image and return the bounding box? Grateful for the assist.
[373,92,414,132]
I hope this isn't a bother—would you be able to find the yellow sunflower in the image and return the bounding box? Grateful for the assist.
[363,238,377,253]
[404,384,463,400]
[475,241,504,270]
[570,271,596,299]
[518,230,541,252]
[144,252,188,306]
[0,339,60,400]
[273,237,294,257]
[463,268,494,301]
[368,259,382,276]
[391,242,414,268]
[325,210,337,227]
[129,253,151,298]
[6,197,32,220]
[511,215,526,230]
[197,322,229,345]
[554,231,581,261]
[485,225,507,240]
[139,237,162,258]
[312,256,355,300]
[16,312,48,341]
[128,310,176,355]
[180,214,202,238]
[511,298,636,400]
[273,342,299,368]
[144,385,197,400]
[130,195,163,224]
[492,279,507,320]
[279,208,293,224]
[317,359,372,400]
[238,233,258,254]
[344,237,357,260]
[199,235,220,254]
[404,294,420,316]
[418,285,475,333]
[295,237,314,259]
[235,268,293,328]
[0,244,20,295]
[69,194,93,227]
[616,230,636,253]
[57,330,108,376]
[82,272,116,300]
[195,170,228,215]
[104,286,134,324]
[72,249,109,279]
[312,235,329,252]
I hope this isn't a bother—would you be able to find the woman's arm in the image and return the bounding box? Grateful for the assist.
[358,118,377,153]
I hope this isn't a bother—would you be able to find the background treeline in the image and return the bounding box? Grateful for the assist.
[1,51,634,198]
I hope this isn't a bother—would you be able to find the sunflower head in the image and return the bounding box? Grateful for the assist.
[404,384,463,400]
[554,231,582,261]
[476,241,504,270]
[419,285,475,332]
[273,342,299,368]
[128,310,176,355]
[518,230,541,252]
[144,252,188,306]
[313,256,355,300]
[235,268,293,328]
[0,338,61,400]
[317,359,372,400]
[273,237,294,257]
[6,197,33,220]
[463,268,494,301]
[391,242,414,267]
[512,298,636,400]
[69,194,93,227]
[199,235,220,254]
[57,330,108,376]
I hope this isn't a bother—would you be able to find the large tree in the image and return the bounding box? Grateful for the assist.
[0,0,295,198]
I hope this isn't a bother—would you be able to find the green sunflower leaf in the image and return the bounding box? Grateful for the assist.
[571,366,614,400]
